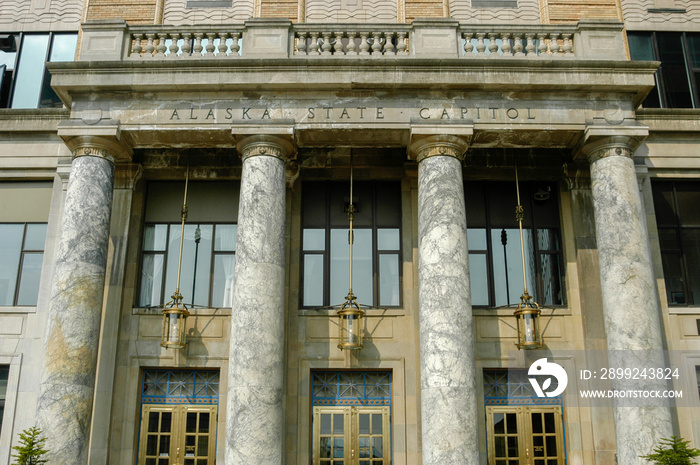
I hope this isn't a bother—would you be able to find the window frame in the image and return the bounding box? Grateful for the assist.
[0,31,77,109]
[300,181,403,309]
[0,222,47,307]
[466,181,565,309]
[137,222,238,309]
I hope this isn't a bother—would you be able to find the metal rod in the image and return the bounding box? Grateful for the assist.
[501,229,510,305]
[175,168,189,295]
[515,165,528,294]
[348,151,354,294]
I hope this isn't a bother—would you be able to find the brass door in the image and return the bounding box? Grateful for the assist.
[312,406,391,465]
[486,406,564,465]
[139,404,217,465]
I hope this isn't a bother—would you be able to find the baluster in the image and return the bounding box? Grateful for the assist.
[359,33,370,56]
[168,32,180,57]
[500,33,512,57]
[537,32,547,56]
[144,33,156,58]
[155,32,168,58]
[383,32,395,55]
[463,32,474,56]
[218,32,229,56]
[525,33,535,57]
[347,32,357,55]
[295,32,307,55]
[205,32,216,57]
[487,33,499,56]
[513,32,525,57]
[371,32,382,56]
[181,33,192,57]
[397,31,408,55]
[130,33,143,58]
[476,33,487,56]
[321,32,332,55]
[231,32,241,56]
[549,32,561,57]
[193,33,204,57]
[334,32,345,55]
[309,32,320,55]
[562,33,573,57]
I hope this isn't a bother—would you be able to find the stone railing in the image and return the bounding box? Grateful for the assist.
[125,25,245,59]
[460,25,577,58]
[292,25,412,56]
[78,19,626,62]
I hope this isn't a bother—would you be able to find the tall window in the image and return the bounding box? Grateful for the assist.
[466,181,564,308]
[138,181,239,308]
[0,223,47,306]
[0,32,77,109]
[652,181,700,305]
[301,181,402,308]
[628,32,700,109]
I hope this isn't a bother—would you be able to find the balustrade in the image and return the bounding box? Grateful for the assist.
[461,28,576,58]
[293,28,410,57]
[128,28,242,59]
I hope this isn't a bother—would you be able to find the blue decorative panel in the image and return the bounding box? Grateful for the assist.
[312,371,392,406]
[484,369,562,406]
[141,369,219,404]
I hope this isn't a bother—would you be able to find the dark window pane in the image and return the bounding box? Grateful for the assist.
[546,435,558,455]
[493,413,505,434]
[320,437,331,458]
[40,33,77,108]
[359,414,370,435]
[372,413,382,434]
[161,412,172,432]
[199,412,210,433]
[198,435,208,456]
[652,183,677,226]
[187,412,197,433]
[333,413,344,434]
[533,435,545,456]
[159,435,170,454]
[506,413,517,434]
[676,184,700,226]
[320,414,331,435]
[659,228,680,250]
[681,229,700,305]
[11,34,49,108]
[495,436,506,457]
[661,253,686,304]
[628,33,656,61]
[544,412,556,433]
[657,33,693,108]
[507,436,518,457]
[687,34,700,68]
[146,435,158,455]
[532,412,543,434]
[372,436,382,458]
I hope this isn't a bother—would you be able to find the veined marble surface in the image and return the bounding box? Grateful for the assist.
[589,149,672,463]
[35,154,114,465]
[227,153,286,465]
[417,154,479,465]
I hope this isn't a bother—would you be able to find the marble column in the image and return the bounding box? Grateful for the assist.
[226,135,293,465]
[410,135,479,465]
[583,134,673,464]
[36,137,128,465]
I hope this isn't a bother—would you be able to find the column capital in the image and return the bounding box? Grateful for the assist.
[57,120,133,162]
[408,134,472,163]
[577,124,649,163]
[236,135,295,163]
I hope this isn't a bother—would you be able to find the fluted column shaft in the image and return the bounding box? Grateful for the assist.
[413,136,479,465]
[586,138,673,464]
[36,144,116,465]
[226,135,293,465]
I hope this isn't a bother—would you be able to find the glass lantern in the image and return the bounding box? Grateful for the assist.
[514,291,543,350]
[161,291,189,350]
[337,292,364,350]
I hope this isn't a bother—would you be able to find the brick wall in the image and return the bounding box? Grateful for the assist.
[86,0,158,24]
[545,0,622,23]
[260,0,298,20]
[405,0,444,22]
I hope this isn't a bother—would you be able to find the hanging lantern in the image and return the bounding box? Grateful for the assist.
[161,291,190,349]
[337,291,364,350]
[512,166,544,350]
[514,291,542,350]
[161,171,191,349]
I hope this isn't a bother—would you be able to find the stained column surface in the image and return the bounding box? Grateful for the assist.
[226,139,289,465]
[36,153,115,464]
[417,149,479,465]
[588,145,673,464]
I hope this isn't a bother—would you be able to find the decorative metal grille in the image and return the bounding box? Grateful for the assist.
[312,371,392,406]
[484,369,562,406]
[141,369,219,404]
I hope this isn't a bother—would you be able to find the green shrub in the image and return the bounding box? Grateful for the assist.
[641,436,700,465]
[11,427,49,465]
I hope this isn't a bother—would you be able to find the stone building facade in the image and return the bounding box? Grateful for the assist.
[1,0,700,464]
